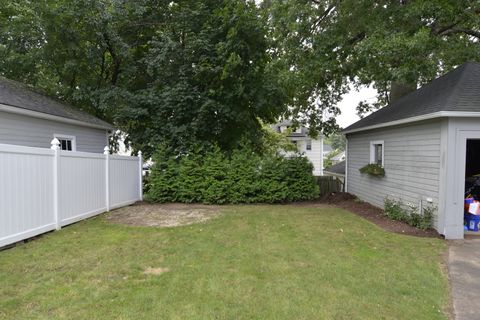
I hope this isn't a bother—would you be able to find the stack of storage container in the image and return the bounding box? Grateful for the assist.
[465,175,480,232]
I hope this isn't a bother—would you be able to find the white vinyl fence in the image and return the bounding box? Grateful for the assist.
[0,140,142,248]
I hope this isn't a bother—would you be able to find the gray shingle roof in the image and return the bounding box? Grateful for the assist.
[271,119,309,137]
[324,160,345,175]
[0,77,113,129]
[344,62,480,133]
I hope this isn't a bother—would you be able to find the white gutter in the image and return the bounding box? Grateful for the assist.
[0,103,113,131]
[343,111,480,134]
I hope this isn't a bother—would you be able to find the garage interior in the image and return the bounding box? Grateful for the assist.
[464,139,480,234]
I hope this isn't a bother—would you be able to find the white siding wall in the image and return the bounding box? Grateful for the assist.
[304,139,324,176]
[346,120,442,224]
[0,110,108,153]
[294,138,324,176]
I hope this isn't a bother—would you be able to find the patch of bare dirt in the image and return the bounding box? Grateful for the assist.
[143,267,170,275]
[314,192,442,238]
[106,202,220,227]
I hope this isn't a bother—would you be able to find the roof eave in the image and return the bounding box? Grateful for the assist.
[343,111,480,135]
[0,103,114,131]
[324,171,345,176]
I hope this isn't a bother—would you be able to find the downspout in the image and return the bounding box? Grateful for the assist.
[345,138,349,193]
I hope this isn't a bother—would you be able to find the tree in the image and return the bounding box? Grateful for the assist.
[0,0,289,156]
[0,0,163,122]
[324,133,346,151]
[117,0,289,155]
[262,0,480,132]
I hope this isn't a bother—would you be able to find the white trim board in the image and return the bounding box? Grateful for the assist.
[369,140,384,166]
[343,111,480,134]
[0,103,113,131]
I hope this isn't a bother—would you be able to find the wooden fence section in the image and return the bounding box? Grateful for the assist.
[0,142,142,248]
[316,175,344,196]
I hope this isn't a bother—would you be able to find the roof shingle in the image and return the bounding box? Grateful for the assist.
[0,77,113,129]
[344,62,480,133]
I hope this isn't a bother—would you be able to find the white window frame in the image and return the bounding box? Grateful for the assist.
[370,140,384,167]
[306,139,312,151]
[54,134,77,151]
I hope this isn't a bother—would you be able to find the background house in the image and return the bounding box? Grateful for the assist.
[273,120,324,176]
[0,77,112,153]
[330,151,345,165]
[344,62,480,239]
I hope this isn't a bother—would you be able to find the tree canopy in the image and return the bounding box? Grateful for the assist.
[263,0,480,132]
[0,0,479,153]
[0,0,289,155]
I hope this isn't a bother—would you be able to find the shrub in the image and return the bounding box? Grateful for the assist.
[384,198,408,222]
[383,197,435,230]
[145,146,178,203]
[147,144,319,204]
[420,205,435,230]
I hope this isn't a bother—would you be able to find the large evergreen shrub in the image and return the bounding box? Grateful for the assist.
[146,144,319,204]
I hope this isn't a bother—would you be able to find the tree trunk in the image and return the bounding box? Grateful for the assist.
[389,81,417,104]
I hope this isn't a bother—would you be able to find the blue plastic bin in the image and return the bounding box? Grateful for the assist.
[464,213,480,232]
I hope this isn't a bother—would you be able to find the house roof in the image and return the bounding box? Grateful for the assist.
[344,62,480,134]
[272,119,309,137]
[331,151,345,161]
[0,77,113,130]
[324,160,345,176]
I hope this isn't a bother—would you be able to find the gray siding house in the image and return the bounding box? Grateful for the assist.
[344,62,480,239]
[0,77,112,152]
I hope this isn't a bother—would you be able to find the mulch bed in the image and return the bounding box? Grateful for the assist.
[315,192,442,238]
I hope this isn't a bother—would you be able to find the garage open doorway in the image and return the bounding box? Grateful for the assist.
[464,139,480,235]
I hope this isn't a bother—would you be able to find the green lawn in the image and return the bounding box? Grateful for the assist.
[0,205,448,320]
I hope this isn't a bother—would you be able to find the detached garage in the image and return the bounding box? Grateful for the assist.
[344,62,480,239]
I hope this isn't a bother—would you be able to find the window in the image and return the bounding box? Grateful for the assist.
[306,139,312,151]
[370,140,384,166]
[54,134,76,151]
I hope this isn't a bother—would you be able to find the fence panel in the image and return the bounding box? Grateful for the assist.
[317,176,343,197]
[109,155,140,209]
[58,152,107,226]
[0,143,142,248]
[0,144,55,247]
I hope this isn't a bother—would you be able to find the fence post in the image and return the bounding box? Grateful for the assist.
[51,138,61,230]
[138,151,143,201]
[104,146,110,211]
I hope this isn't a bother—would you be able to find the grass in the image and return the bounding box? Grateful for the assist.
[0,205,448,319]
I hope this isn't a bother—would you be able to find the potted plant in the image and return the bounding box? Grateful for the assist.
[359,163,385,177]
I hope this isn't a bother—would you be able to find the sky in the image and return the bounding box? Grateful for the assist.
[335,85,377,128]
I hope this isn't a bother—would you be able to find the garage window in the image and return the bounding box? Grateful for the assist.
[370,140,384,166]
[54,134,76,151]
